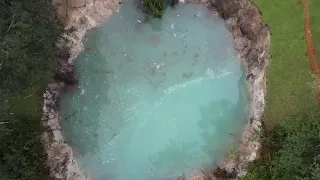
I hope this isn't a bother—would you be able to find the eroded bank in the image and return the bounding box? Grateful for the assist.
[41,0,270,179]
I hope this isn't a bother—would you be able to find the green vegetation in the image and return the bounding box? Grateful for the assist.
[143,0,166,18]
[243,113,320,180]
[0,0,319,179]
[244,0,320,179]
[253,0,320,126]
[0,0,63,179]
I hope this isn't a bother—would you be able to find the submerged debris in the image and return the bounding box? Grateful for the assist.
[182,72,193,79]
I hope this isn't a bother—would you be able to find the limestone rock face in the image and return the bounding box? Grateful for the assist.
[186,0,269,179]
[70,0,86,8]
[210,0,270,179]
[43,0,269,179]
[42,0,119,179]
[55,48,78,85]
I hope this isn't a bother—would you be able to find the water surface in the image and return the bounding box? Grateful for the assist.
[61,2,249,180]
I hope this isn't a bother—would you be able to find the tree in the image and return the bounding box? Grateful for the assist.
[244,113,320,180]
[0,0,63,179]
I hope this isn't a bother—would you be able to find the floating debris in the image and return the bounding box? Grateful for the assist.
[171,23,175,29]
[80,89,86,95]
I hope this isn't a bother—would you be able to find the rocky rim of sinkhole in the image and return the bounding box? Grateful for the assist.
[42,0,270,179]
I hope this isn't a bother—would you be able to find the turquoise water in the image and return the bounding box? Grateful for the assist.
[60,2,249,180]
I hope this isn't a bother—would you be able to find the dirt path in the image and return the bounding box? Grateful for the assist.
[302,0,320,103]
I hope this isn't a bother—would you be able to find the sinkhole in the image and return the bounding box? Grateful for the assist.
[60,2,250,180]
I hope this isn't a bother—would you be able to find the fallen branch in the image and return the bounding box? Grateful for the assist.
[223,132,236,139]
[0,122,10,125]
[24,94,33,98]
[5,14,14,33]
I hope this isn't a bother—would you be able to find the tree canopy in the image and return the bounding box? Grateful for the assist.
[244,113,320,180]
[0,0,63,179]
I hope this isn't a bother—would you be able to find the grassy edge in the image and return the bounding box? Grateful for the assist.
[244,0,320,179]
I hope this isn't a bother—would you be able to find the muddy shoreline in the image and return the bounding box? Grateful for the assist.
[42,0,270,179]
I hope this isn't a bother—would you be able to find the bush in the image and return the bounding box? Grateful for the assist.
[0,0,63,93]
[244,113,320,180]
[0,0,63,179]
[143,0,167,18]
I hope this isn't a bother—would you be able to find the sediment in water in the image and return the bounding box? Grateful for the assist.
[42,0,270,179]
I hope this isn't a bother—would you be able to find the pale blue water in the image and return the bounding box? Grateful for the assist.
[60,2,249,180]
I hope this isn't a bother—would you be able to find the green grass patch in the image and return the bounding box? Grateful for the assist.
[252,0,320,126]
[244,0,320,179]
[11,93,42,119]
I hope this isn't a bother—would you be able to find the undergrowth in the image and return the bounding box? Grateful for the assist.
[0,0,63,179]
[243,113,320,180]
[143,0,166,18]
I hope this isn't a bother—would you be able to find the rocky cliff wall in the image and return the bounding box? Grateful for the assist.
[42,0,119,179]
[206,0,270,178]
[42,0,270,179]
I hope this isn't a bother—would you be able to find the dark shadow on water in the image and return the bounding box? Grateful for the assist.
[198,74,248,166]
[148,74,248,177]
[149,139,199,171]
[60,46,127,156]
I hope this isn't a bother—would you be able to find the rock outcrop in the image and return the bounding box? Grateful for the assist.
[208,0,270,178]
[42,0,119,179]
[186,0,269,179]
[42,0,269,179]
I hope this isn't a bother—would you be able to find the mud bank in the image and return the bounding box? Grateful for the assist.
[42,0,270,179]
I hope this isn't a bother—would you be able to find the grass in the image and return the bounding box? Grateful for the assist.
[252,0,320,126]
[243,113,320,180]
[243,0,320,179]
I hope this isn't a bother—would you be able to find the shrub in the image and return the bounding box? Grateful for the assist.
[0,0,63,93]
[143,0,167,18]
[244,113,320,180]
[0,0,63,179]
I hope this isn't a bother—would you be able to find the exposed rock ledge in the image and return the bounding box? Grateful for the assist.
[205,0,270,179]
[42,0,119,179]
[42,0,270,179]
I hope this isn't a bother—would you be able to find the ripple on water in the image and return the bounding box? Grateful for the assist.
[60,2,249,180]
